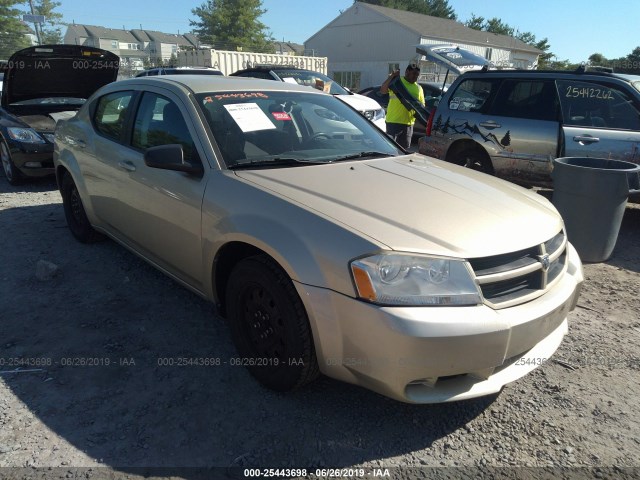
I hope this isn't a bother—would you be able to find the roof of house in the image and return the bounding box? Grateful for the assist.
[324,2,541,55]
[144,30,193,47]
[73,24,140,43]
[66,25,199,47]
[130,29,151,42]
[273,41,305,55]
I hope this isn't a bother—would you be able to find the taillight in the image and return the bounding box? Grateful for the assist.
[425,108,436,137]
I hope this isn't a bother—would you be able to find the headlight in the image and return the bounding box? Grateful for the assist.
[7,127,46,144]
[363,108,385,122]
[350,253,481,306]
[372,108,385,122]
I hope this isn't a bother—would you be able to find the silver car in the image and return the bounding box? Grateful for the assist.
[54,76,583,403]
[419,67,640,186]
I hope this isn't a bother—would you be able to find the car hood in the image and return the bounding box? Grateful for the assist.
[415,44,489,75]
[235,154,562,258]
[1,45,119,107]
[335,92,383,112]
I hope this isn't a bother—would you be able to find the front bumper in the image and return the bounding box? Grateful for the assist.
[295,243,583,403]
[8,141,55,177]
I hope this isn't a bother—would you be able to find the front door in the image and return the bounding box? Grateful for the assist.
[104,90,208,290]
[557,79,640,164]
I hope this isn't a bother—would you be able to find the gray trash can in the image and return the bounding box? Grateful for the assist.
[551,157,640,262]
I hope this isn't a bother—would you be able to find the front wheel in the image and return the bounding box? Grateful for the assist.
[225,255,319,392]
[60,172,103,243]
[1,140,22,185]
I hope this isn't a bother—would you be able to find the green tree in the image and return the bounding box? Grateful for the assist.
[588,53,607,65]
[32,0,65,44]
[190,0,274,53]
[0,0,31,58]
[466,14,553,69]
[464,13,484,30]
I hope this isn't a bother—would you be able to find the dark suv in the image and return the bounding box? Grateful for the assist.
[418,67,640,186]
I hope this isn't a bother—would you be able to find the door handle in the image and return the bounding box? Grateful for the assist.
[479,121,501,129]
[573,135,600,144]
[117,160,136,172]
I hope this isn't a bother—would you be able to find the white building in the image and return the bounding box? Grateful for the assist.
[305,2,542,90]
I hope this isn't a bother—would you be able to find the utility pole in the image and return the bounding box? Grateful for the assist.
[28,0,43,45]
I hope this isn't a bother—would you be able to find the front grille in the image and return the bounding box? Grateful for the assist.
[469,230,567,308]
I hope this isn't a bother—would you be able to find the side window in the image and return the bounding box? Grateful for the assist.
[132,93,198,163]
[556,80,640,130]
[448,79,497,113]
[489,80,558,121]
[93,91,133,141]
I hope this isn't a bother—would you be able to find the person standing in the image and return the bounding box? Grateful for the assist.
[380,64,425,149]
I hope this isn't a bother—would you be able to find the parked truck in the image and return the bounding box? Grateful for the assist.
[177,49,328,76]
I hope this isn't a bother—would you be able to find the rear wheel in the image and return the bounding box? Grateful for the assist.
[225,255,319,392]
[60,172,103,243]
[1,141,22,185]
[455,148,494,174]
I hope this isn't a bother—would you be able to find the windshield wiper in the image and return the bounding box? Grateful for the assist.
[228,157,330,170]
[330,151,395,162]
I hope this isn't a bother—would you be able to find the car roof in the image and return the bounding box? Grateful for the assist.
[231,65,318,76]
[459,68,638,84]
[109,75,328,95]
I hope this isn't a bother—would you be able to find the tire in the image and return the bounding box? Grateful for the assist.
[60,172,103,243]
[1,140,22,186]
[455,148,494,175]
[225,255,319,392]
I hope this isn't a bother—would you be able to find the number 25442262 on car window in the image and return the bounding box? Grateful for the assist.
[54,75,583,403]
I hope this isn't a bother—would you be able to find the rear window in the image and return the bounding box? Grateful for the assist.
[448,79,497,112]
[93,91,133,141]
[273,69,350,95]
[489,80,559,121]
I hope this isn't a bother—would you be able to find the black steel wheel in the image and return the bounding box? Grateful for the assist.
[225,255,319,391]
[60,172,103,243]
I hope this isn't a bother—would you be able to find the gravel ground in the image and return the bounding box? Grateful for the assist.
[0,176,639,480]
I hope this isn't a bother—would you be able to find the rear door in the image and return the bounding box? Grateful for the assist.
[484,79,561,184]
[557,79,640,164]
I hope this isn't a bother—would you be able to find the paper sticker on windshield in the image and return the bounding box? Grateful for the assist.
[271,112,291,121]
[224,103,276,132]
[282,77,298,84]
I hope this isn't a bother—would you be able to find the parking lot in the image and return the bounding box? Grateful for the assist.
[0,176,639,478]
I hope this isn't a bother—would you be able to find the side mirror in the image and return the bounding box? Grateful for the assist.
[144,144,204,176]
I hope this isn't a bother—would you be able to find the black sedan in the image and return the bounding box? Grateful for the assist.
[0,45,119,185]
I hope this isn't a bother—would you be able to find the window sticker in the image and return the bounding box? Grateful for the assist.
[564,85,614,100]
[282,77,298,84]
[224,103,276,132]
[449,101,460,110]
[271,112,292,121]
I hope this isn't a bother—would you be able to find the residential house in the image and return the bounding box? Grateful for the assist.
[304,2,542,90]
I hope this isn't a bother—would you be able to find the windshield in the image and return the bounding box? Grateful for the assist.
[197,91,401,168]
[273,69,350,95]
